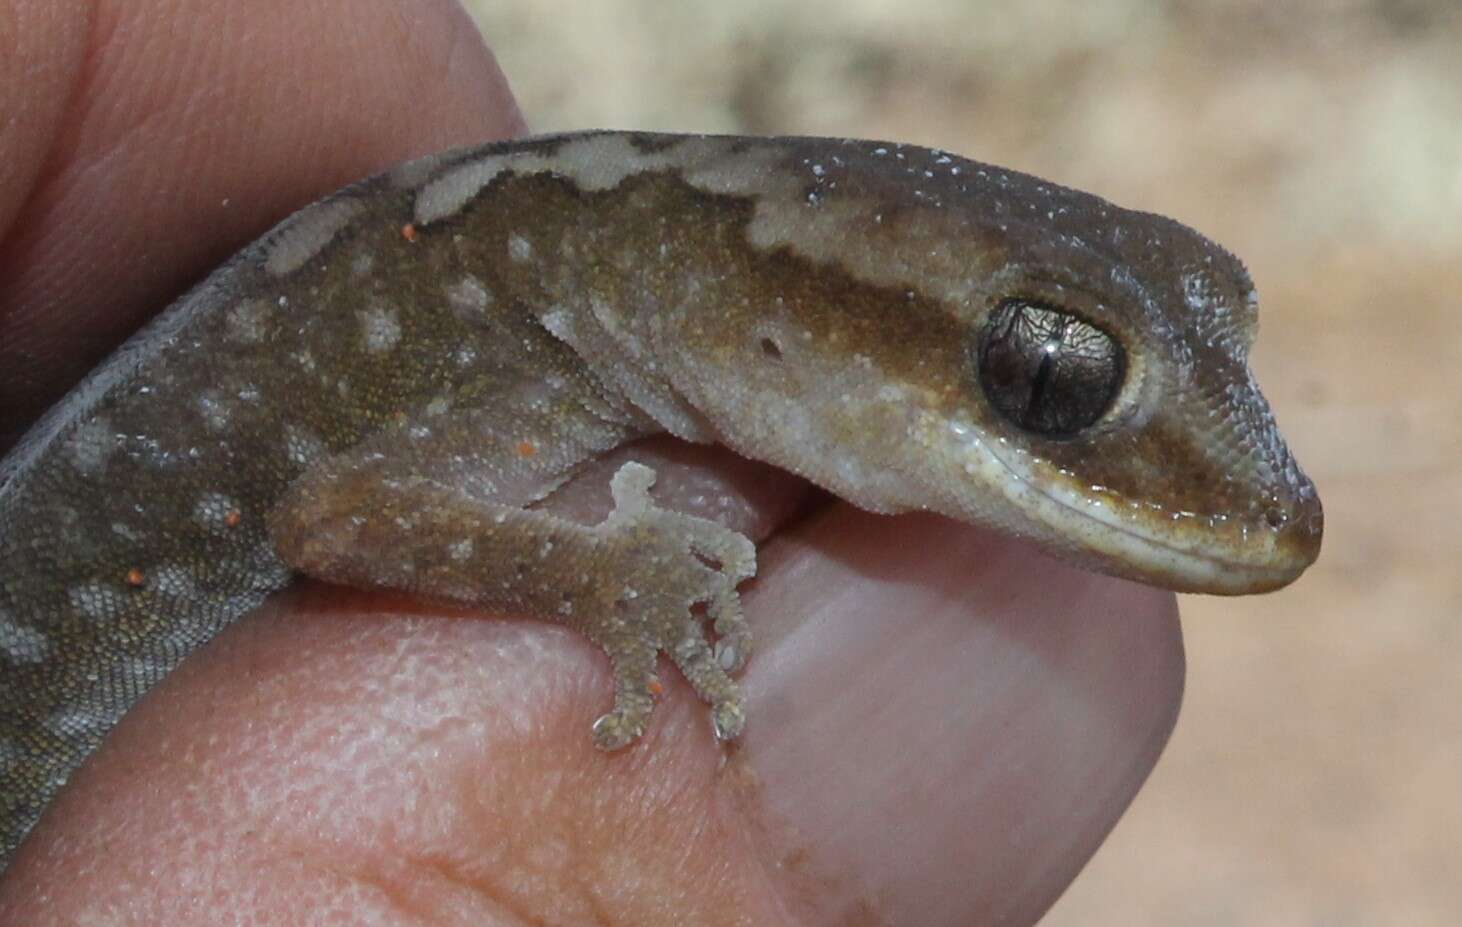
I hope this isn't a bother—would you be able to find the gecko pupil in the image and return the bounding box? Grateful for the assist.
[977,299,1125,437]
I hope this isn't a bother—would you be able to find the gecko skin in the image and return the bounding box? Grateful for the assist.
[0,131,1322,869]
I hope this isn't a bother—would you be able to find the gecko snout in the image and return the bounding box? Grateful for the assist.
[1271,485,1324,577]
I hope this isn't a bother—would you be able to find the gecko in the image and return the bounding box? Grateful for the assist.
[0,130,1323,871]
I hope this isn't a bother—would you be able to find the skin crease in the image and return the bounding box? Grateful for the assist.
[0,1,1184,924]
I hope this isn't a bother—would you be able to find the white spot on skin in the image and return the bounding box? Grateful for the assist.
[194,492,241,534]
[414,133,699,226]
[681,142,784,197]
[150,563,201,600]
[547,133,678,191]
[226,299,273,344]
[540,307,571,338]
[1,620,53,665]
[507,234,534,263]
[119,653,169,689]
[359,305,402,353]
[43,704,116,745]
[446,275,492,317]
[285,425,328,466]
[68,418,117,476]
[415,155,512,225]
[0,737,22,775]
[197,391,232,431]
[264,198,363,276]
[67,581,128,622]
[448,539,474,562]
[425,396,452,416]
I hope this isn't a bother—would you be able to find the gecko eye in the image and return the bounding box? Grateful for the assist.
[977,299,1126,437]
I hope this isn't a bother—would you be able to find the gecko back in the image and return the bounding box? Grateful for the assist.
[0,260,299,865]
[0,137,611,869]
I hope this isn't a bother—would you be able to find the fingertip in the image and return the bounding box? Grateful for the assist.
[0,0,524,450]
[735,508,1184,925]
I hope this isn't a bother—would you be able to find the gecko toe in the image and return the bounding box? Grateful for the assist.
[710,699,746,742]
[588,629,660,751]
[670,615,748,741]
[709,596,751,673]
[591,709,647,751]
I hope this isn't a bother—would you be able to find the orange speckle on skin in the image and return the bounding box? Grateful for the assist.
[647,678,665,697]
[125,568,145,588]
[224,510,242,528]
[516,440,537,458]
[400,223,418,242]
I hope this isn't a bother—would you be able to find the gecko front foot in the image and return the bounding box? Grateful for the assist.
[587,462,757,749]
[272,446,759,752]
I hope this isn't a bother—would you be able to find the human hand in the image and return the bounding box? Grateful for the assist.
[0,1,1184,923]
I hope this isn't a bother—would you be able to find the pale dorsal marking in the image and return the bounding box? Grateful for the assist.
[263,198,364,277]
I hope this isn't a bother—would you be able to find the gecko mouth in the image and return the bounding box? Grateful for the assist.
[977,442,1316,595]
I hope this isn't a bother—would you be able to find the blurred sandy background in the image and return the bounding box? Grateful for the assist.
[462,1,1460,922]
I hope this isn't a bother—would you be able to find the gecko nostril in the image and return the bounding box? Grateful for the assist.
[1263,505,1287,529]
[758,337,783,360]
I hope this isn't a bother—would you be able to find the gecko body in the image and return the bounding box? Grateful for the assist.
[0,131,1321,869]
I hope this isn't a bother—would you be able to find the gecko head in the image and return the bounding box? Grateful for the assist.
[830,185,1321,594]
[933,213,1326,595]
[681,140,1322,594]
